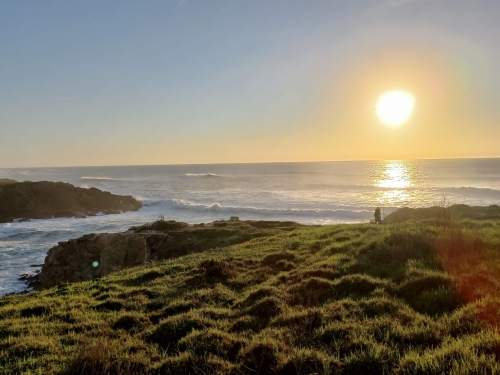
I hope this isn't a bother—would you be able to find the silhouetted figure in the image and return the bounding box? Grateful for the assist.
[374,207,382,224]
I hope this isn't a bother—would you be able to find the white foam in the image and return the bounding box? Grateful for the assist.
[81,176,117,181]
[182,173,222,178]
[164,198,376,220]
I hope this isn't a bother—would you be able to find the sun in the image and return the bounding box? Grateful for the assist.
[376,90,415,126]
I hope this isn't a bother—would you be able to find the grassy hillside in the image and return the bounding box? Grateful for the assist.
[383,204,500,224]
[1,219,500,374]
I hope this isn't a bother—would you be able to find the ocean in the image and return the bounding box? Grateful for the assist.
[1,158,500,295]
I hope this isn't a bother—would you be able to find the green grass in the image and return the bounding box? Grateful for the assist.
[130,218,189,233]
[1,218,500,374]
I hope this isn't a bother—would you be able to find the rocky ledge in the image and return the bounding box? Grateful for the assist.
[36,232,155,289]
[0,180,142,223]
[32,219,300,289]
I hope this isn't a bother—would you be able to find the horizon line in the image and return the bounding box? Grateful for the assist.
[2,155,500,170]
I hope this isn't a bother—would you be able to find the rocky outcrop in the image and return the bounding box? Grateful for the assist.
[34,220,303,290]
[37,232,184,289]
[0,181,142,223]
[38,233,152,289]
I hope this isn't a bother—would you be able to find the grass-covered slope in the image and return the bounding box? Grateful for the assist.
[383,204,500,224]
[1,220,500,374]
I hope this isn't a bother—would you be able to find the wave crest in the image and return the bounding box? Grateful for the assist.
[437,186,500,199]
[182,173,222,178]
[154,198,379,220]
[81,176,117,181]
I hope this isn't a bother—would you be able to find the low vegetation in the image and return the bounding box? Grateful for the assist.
[0,179,17,186]
[130,217,190,233]
[1,214,500,374]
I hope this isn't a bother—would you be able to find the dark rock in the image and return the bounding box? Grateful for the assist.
[18,273,39,290]
[38,233,153,289]
[0,180,142,222]
[36,231,182,289]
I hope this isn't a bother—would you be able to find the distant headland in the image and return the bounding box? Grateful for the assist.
[0,180,142,223]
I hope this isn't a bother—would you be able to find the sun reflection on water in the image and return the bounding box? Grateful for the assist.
[375,161,413,189]
[371,160,422,205]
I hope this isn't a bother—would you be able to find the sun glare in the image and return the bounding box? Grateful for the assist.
[376,91,415,126]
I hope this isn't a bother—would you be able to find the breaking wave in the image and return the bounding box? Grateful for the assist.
[181,173,222,178]
[437,187,500,200]
[81,176,117,181]
[158,198,379,220]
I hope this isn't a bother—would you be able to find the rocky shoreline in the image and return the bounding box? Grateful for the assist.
[20,219,300,291]
[14,204,500,293]
[0,180,142,223]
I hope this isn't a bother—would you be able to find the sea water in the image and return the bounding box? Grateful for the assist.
[1,159,500,295]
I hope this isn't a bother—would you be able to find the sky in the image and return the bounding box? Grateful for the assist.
[1,0,499,167]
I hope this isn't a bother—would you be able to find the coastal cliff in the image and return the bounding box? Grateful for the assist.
[0,180,142,223]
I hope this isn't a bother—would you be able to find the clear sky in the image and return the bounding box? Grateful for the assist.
[1,0,499,167]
